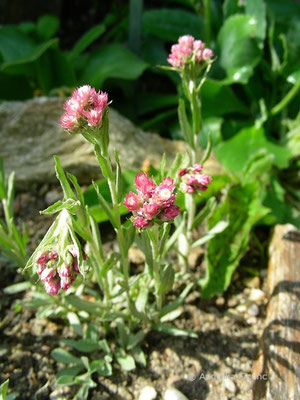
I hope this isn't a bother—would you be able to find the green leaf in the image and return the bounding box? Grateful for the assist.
[191,220,229,247]
[52,348,82,365]
[160,264,175,293]
[244,0,266,43]
[41,199,79,215]
[115,351,136,371]
[91,359,112,376]
[154,323,197,338]
[37,14,60,41]
[62,339,101,353]
[131,346,147,367]
[66,312,83,336]
[202,79,248,117]
[56,365,84,379]
[160,282,193,317]
[215,126,292,172]
[0,157,7,199]
[142,8,204,41]
[0,379,9,400]
[69,24,106,61]
[56,375,77,386]
[178,99,194,148]
[263,175,300,229]
[80,44,148,87]
[217,15,262,83]
[191,197,217,230]
[201,182,269,298]
[64,295,105,314]
[4,281,31,294]
[100,252,120,278]
[54,156,76,200]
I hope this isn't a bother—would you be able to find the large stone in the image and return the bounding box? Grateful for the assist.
[0,97,222,186]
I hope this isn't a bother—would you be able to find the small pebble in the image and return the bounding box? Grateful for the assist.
[224,377,236,394]
[216,296,225,306]
[129,246,145,264]
[118,387,133,400]
[164,387,189,400]
[139,385,157,400]
[249,288,265,303]
[246,316,257,325]
[243,276,260,289]
[248,303,259,316]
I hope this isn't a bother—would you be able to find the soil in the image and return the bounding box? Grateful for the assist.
[0,185,269,400]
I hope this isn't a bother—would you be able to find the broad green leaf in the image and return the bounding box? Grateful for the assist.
[215,126,292,173]
[80,44,148,87]
[52,348,82,365]
[201,182,269,298]
[91,359,112,376]
[62,339,101,353]
[245,0,266,43]
[64,295,105,314]
[56,376,76,386]
[262,175,300,229]
[223,0,242,19]
[218,15,262,83]
[69,24,106,61]
[142,9,204,41]
[131,346,147,367]
[37,14,60,41]
[0,26,35,62]
[0,37,58,75]
[202,79,248,117]
[160,264,175,293]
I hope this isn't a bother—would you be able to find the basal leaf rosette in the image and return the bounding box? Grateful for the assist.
[124,173,181,229]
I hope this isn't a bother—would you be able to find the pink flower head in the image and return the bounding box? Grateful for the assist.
[190,164,203,173]
[44,277,60,295]
[179,164,212,194]
[59,263,71,278]
[60,85,108,132]
[133,216,150,229]
[178,168,188,177]
[153,177,176,207]
[161,205,181,221]
[143,202,159,220]
[40,267,56,282]
[124,191,141,211]
[60,275,75,290]
[202,48,214,61]
[168,36,214,69]
[135,173,155,199]
[125,173,180,229]
[35,243,84,295]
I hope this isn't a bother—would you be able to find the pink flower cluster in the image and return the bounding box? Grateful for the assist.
[168,35,213,68]
[36,245,81,295]
[178,164,212,194]
[124,173,180,229]
[60,85,108,132]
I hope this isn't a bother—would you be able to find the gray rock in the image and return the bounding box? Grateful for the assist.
[0,97,222,187]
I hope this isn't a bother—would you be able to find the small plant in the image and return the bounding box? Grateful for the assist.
[0,157,28,268]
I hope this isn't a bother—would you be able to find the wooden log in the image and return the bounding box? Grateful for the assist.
[252,224,300,400]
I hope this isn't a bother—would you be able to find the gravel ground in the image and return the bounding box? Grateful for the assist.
[0,185,268,400]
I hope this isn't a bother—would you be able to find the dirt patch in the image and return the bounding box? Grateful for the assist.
[0,186,268,400]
